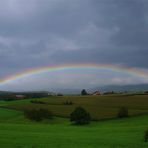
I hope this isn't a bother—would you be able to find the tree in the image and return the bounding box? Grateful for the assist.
[70,107,91,125]
[117,107,128,118]
[81,89,88,95]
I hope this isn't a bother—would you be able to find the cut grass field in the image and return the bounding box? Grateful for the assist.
[1,94,148,148]
[0,107,68,124]
[0,107,148,147]
[3,94,148,120]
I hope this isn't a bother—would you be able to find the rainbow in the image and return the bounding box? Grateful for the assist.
[0,63,148,85]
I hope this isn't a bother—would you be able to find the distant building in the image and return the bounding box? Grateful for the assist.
[92,91,101,95]
[15,95,25,99]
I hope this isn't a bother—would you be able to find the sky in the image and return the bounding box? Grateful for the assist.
[0,0,148,91]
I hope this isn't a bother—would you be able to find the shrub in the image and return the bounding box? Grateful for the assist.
[144,129,148,142]
[57,93,63,96]
[24,108,52,121]
[63,100,73,105]
[30,100,46,104]
[70,107,91,125]
[117,107,128,118]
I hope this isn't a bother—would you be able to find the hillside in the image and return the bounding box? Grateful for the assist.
[0,107,148,147]
[98,84,148,92]
[2,94,148,120]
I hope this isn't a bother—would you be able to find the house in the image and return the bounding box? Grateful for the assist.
[15,95,25,99]
[92,91,101,95]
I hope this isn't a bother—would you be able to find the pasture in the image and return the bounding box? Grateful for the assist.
[0,94,148,147]
[0,108,148,147]
[3,94,148,120]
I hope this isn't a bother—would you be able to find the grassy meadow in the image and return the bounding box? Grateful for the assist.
[0,94,148,147]
[0,108,148,147]
[3,94,148,120]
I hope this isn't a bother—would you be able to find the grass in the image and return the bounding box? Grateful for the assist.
[0,107,69,124]
[0,107,148,147]
[1,95,148,148]
[3,94,148,120]
[0,108,21,122]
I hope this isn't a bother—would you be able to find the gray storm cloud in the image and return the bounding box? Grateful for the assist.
[0,0,148,90]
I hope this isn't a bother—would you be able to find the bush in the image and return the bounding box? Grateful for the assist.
[57,93,63,96]
[63,100,73,105]
[70,107,91,125]
[30,100,46,104]
[24,108,52,121]
[144,129,148,142]
[117,107,128,118]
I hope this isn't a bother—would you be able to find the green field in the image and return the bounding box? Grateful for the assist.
[3,94,148,120]
[0,108,148,148]
[1,94,148,147]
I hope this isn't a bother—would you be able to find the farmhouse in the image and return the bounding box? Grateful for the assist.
[15,95,25,99]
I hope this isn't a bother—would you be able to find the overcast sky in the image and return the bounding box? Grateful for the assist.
[0,0,148,91]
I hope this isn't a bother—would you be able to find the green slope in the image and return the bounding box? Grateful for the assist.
[0,108,148,148]
[4,94,148,120]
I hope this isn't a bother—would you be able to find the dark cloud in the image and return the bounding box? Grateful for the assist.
[0,0,148,90]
